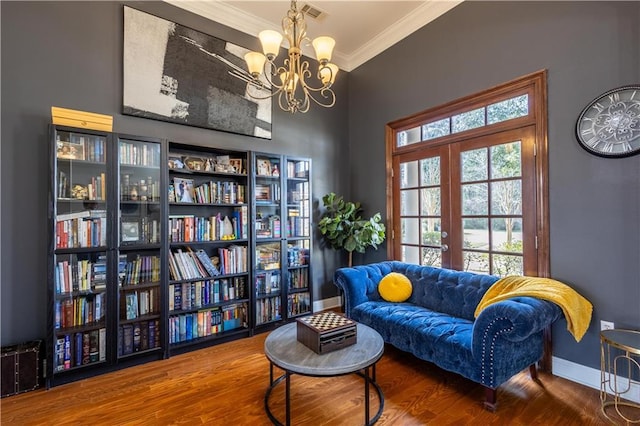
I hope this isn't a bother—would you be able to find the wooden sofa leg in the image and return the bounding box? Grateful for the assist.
[529,363,538,381]
[483,387,497,411]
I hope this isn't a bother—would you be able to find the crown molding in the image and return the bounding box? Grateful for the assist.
[346,0,463,71]
[164,1,462,72]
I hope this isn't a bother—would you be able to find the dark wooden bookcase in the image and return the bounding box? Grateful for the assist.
[252,153,313,332]
[47,127,314,384]
[166,142,251,354]
[47,126,166,387]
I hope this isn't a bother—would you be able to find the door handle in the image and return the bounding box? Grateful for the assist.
[441,244,449,252]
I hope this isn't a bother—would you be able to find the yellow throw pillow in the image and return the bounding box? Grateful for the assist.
[378,272,412,302]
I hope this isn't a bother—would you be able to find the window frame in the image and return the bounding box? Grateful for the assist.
[385,70,549,276]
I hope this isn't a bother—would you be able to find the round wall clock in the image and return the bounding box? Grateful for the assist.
[575,85,640,158]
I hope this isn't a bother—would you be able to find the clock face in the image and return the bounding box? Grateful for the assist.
[575,85,640,158]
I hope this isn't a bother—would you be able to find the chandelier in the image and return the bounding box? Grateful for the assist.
[243,0,339,114]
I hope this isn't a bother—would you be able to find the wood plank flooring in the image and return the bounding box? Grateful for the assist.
[1,331,608,425]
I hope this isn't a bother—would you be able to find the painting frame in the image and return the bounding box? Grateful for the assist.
[122,6,272,139]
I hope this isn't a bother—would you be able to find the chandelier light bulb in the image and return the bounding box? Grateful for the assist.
[312,36,335,64]
[319,63,339,86]
[244,51,267,77]
[258,30,283,59]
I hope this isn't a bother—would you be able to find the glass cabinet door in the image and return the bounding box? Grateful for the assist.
[52,129,109,374]
[285,158,312,318]
[253,153,283,326]
[117,136,163,357]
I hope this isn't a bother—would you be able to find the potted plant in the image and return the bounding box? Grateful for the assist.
[318,192,386,267]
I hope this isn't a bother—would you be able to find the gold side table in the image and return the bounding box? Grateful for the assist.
[601,329,640,424]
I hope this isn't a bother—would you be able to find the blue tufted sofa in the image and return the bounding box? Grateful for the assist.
[334,261,563,410]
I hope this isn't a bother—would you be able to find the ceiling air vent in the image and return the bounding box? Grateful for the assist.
[301,3,325,20]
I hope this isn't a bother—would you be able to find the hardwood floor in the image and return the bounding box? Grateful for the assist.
[1,331,607,425]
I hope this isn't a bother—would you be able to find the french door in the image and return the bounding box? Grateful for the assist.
[393,126,537,276]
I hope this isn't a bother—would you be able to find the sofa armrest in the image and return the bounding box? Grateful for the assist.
[334,266,385,317]
[471,297,562,388]
[472,296,562,358]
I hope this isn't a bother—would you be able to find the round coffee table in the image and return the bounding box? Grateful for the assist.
[264,321,385,425]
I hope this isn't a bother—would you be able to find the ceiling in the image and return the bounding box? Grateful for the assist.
[165,1,463,72]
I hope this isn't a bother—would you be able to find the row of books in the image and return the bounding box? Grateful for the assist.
[256,215,281,239]
[56,134,106,163]
[55,328,106,372]
[119,140,160,167]
[168,303,247,344]
[55,294,105,329]
[287,246,309,267]
[55,256,106,294]
[56,215,107,249]
[194,180,246,204]
[288,269,309,290]
[287,160,309,179]
[120,255,161,286]
[255,270,281,295]
[255,183,281,203]
[169,277,247,311]
[256,296,281,325]
[122,289,158,320]
[286,216,310,238]
[288,292,311,316]
[169,207,248,242]
[256,244,280,270]
[120,217,161,244]
[118,320,160,356]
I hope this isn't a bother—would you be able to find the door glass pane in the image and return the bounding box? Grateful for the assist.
[491,180,522,215]
[422,247,442,267]
[422,118,450,141]
[462,183,488,215]
[400,161,419,188]
[420,157,440,185]
[421,218,441,245]
[400,189,419,215]
[493,254,523,276]
[397,126,421,147]
[490,141,522,179]
[461,148,488,182]
[401,218,419,244]
[463,251,490,274]
[487,95,529,124]
[491,218,523,252]
[402,245,420,264]
[420,187,441,216]
[463,218,489,250]
[452,107,485,133]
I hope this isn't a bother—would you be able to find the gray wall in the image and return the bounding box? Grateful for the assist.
[349,1,640,369]
[0,1,349,345]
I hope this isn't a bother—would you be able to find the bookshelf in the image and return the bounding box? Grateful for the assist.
[167,142,250,352]
[47,127,167,386]
[252,154,313,330]
[49,127,110,385]
[116,135,165,359]
[284,157,312,318]
[47,127,314,385]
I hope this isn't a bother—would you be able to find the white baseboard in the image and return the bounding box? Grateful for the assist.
[553,356,640,404]
[313,296,342,313]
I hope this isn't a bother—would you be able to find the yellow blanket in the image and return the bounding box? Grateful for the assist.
[474,276,593,342]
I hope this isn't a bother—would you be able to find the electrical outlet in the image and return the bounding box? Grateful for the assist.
[601,320,615,331]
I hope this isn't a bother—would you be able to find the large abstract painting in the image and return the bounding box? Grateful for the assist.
[123,6,272,139]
